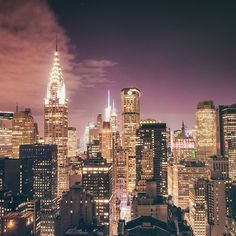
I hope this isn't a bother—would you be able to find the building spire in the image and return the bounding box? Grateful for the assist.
[56,33,58,52]
[108,90,110,107]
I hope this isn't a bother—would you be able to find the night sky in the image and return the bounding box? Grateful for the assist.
[1,0,236,137]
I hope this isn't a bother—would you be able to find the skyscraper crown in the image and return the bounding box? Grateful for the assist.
[45,48,66,104]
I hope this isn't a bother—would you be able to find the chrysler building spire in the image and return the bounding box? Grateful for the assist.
[45,42,66,105]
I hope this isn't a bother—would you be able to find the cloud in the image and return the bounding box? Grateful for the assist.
[76,59,117,88]
[0,0,116,112]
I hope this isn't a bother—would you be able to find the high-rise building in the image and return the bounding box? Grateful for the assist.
[55,183,96,236]
[172,160,210,209]
[67,127,77,158]
[207,179,231,236]
[189,179,208,236]
[208,155,229,179]
[12,109,35,158]
[0,157,20,194]
[105,90,112,122]
[82,155,112,225]
[100,121,113,164]
[218,104,236,180]
[121,88,140,193]
[196,101,217,163]
[111,100,118,133]
[20,144,58,236]
[44,47,69,196]
[172,122,196,163]
[136,119,168,196]
[0,112,13,157]
[87,140,100,159]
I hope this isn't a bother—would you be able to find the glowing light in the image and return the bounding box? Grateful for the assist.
[46,51,66,104]
[7,220,15,229]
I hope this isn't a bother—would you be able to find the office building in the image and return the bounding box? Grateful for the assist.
[20,144,58,236]
[0,157,20,194]
[44,47,69,196]
[218,104,236,180]
[172,160,210,209]
[0,112,13,157]
[136,119,168,196]
[196,101,217,163]
[12,109,35,158]
[82,155,112,225]
[121,88,140,193]
[207,178,231,236]
[87,140,100,159]
[55,183,96,236]
[188,179,208,236]
[208,155,229,179]
[172,122,196,163]
[100,122,113,164]
[68,127,77,158]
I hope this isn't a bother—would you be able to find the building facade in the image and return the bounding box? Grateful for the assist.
[12,109,35,159]
[20,144,58,236]
[121,88,140,193]
[44,48,69,196]
[136,119,168,196]
[196,101,217,163]
[0,112,13,158]
[218,104,236,180]
[82,155,112,225]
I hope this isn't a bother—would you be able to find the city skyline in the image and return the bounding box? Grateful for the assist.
[1,1,236,137]
[0,1,236,235]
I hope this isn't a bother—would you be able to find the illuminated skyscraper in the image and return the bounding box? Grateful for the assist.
[136,119,168,196]
[105,90,112,122]
[67,127,77,158]
[111,100,118,132]
[196,101,217,163]
[218,104,236,180]
[172,160,210,209]
[121,88,140,193]
[189,179,208,236]
[0,112,13,157]
[20,144,58,236]
[44,46,69,196]
[12,108,35,158]
[172,122,196,163]
[100,122,113,164]
[82,155,112,226]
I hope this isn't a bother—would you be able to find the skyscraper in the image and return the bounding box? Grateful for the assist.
[189,179,208,236]
[82,154,112,226]
[20,144,58,236]
[172,122,196,163]
[105,90,112,122]
[100,121,112,164]
[196,101,217,163]
[0,112,13,157]
[67,127,77,158]
[218,104,236,180]
[136,119,168,196]
[44,46,69,196]
[12,108,35,159]
[121,88,140,193]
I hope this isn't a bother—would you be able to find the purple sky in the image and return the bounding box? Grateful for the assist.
[1,0,236,138]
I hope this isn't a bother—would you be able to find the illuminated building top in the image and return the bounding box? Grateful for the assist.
[45,48,66,105]
[105,90,112,121]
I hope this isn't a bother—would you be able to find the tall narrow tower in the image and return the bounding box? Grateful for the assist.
[44,45,69,196]
[196,101,217,163]
[105,90,112,122]
[121,88,140,193]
